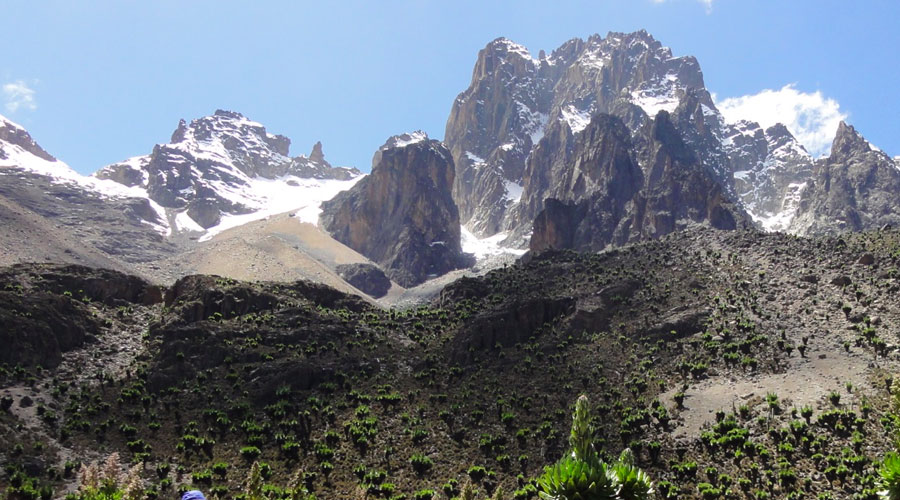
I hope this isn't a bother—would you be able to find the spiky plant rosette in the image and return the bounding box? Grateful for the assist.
[538,455,616,500]
[880,452,900,500]
[538,395,653,500]
[612,450,654,500]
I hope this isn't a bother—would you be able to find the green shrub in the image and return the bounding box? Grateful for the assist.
[240,446,261,460]
[410,454,434,474]
[414,489,435,500]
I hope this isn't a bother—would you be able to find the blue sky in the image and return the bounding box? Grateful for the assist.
[2,0,898,174]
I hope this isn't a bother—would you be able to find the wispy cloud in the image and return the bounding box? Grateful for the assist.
[3,80,37,113]
[651,0,715,13]
[715,84,847,158]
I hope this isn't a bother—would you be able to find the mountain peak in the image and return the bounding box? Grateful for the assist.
[486,37,535,61]
[381,131,429,150]
[0,114,56,162]
[764,122,792,139]
[170,119,188,143]
[95,110,362,233]
[830,121,870,160]
[213,109,246,120]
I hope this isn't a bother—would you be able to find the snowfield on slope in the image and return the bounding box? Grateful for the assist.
[197,174,364,241]
[0,114,171,235]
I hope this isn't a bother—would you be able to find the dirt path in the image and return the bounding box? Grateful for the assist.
[663,347,878,438]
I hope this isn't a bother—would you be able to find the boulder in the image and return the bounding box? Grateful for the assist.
[336,263,391,298]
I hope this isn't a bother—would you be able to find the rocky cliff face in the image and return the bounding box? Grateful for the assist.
[790,122,900,235]
[319,133,473,287]
[96,110,361,230]
[629,110,743,239]
[445,30,710,237]
[443,31,849,248]
[522,114,641,252]
[723,121,814,231]
[528,111,745,252]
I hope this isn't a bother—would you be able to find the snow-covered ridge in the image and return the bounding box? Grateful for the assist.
[492,38,536,62]
[94,110,362,237]
[0,114,171,235]
[385,131,429,149]
[723,118,814,233]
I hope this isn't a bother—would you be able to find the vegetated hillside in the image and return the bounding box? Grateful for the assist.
[2,227,900,499]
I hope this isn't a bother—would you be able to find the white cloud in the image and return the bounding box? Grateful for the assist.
[715,84,846,157]
[3,80,37,113]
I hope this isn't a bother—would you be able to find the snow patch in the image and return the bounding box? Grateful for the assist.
[630,81,681,117]
[175,211,206,233]
[461,226,526,260]
[560,105,592,134]
[390,131,428,148]
[577,49,607,71]
[503,180,524,203]
[145,199,170,236]
[750,181,807,232]
[465,151,486,165]
[700,104,718,118]
[495,38,537,63]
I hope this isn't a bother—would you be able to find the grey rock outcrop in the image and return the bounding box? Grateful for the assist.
[320,133,473,287]
[0,118,56,162]
[790,122,900,235]
[335,263,391,298]
[527,111,744,253]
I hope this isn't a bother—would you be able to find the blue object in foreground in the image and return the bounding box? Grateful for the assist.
[182,490,206,500]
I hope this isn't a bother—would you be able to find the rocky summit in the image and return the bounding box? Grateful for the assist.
[320,132,473,287]
[445,31,715,239]
[95,110,361,231]
[790,121,900,235]
[442,30,897,256]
